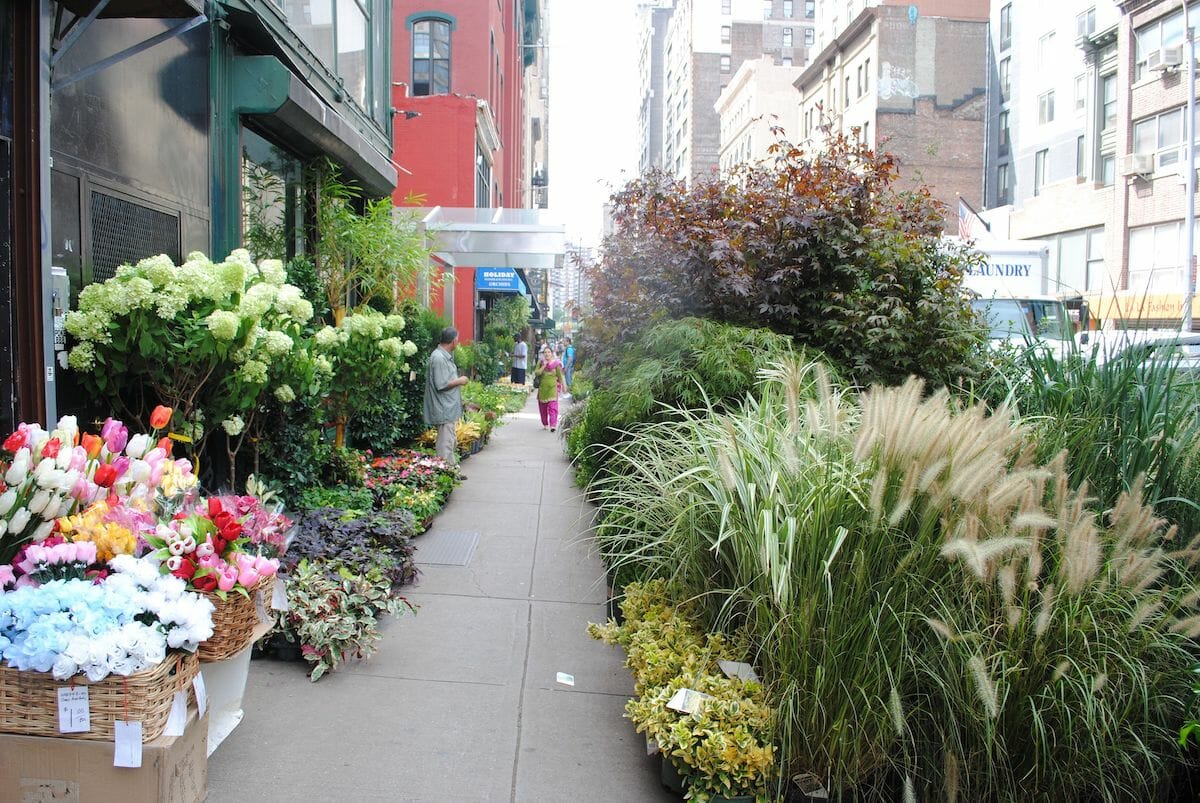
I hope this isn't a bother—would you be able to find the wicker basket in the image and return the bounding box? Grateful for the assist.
[198,574,276,662]
[0,651,198,741]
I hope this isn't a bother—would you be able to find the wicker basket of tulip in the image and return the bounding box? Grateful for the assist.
[146,497,279,662]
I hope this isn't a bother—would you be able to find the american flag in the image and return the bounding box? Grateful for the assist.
[957,197,990,241]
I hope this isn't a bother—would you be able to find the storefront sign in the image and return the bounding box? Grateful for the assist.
[476,267,523,293]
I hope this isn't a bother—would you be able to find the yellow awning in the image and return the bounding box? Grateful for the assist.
[1085,292,1200,321]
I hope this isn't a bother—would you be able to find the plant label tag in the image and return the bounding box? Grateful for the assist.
[163,691,187,737]
[192,672,207,717]
[409,370,417,382]
[113,720,143,768]
[646,738,661,756]
[666,688,711,714]
[555,672,575,686]
[57,686,90,733]
[717,660,760,683]
[794,773,829,799]
[254,590,270,624]
[271,577,289,611]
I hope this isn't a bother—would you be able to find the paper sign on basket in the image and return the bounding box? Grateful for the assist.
[666,688,711,715]
[192,672,207,717]
[717,660,760,683]
[113,720,143,768]
[57,686,90,733]
[271,578,289,611]
[163,690,188,737]
[254,590,270,624]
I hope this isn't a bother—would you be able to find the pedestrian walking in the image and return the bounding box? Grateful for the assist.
[562,337,576,390]
[511,333,528,386]
[423,327,469,466]
[533,344,565,432]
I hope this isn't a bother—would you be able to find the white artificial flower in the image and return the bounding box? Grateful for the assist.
[5,449,29,485]
[26,489,50,515]
[0,488,17,516]
[125,434,150,460]
[9,507,31,533]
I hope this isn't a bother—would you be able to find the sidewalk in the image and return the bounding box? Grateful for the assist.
[208,393,674,802]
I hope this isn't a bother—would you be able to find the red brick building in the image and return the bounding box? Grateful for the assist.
[391,1,536,340]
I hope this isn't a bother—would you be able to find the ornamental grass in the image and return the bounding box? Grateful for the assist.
[593,358,1200,800]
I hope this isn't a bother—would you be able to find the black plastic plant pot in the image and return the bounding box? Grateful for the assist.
[660,756,686,795]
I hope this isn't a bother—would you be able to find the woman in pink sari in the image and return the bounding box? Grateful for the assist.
[533,345,565,431]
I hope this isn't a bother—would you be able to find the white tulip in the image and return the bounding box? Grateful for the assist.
[125,434,150,460]
[0,488,17,516]
[31,521,54,542]
[5,450,29,485]
[9,507,31,533]
[26,489,50,515]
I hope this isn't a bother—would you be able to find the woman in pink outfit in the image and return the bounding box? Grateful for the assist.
[533,345,565,431]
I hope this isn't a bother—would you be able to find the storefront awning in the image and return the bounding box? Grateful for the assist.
[418,207,566,272]
[1086,291,1200,323]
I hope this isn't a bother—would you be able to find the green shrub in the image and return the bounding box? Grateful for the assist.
[592,358,1200,800]
[296,485,374,514]
[566,317,796,483]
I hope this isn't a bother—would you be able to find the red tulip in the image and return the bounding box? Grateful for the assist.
[157,437,172,455]
[40,438,60,460]
[192,572,217,592]
[207,498,224,518]
[92,463,118,488]
[171,558,197,581]
[3,430,26,454]
[149,405,173,430]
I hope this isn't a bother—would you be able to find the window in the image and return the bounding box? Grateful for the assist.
[999,3,1012,50]
[721,55,731,72]
[1074,74,1086,112]
[722,0,731,13]
[1038,32,1055,69]
[845,76,851,107]
[475,144,491,207]
[805,0,815,19]
[285,0,378,114]
[856,65,862,96]
[1101,74,1116,130]
[1128,220,1200,291]
[863,58,870,92]
[783,27,793,47]
[782,56,793,66]
[1076,7,1096,39]
[784,0,793,17]
[1085,228,1105,291]
[412,17,451,95]
[804,27,814,46]
[999,57,1011,102]
[997,163,1011,204]
[1034,148,1048,195]
[1100,154,1115,186]
[1038,90,1055,124]
[1133,106,1192,169]
[862,120,869,145]
[763,0,773,19]
[1135,6,1188,81]
[998,110,1010,155]
[1076,135,1086,177]
[721,25,731,43]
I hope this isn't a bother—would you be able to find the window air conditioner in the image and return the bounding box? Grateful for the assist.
[1121,152,1155,177]
[1148,45,1184,73]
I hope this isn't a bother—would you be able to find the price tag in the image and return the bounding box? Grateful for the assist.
[647,738,661,756]
[717,660,760,682]
[113,720,143,768]
[192,672,207,718]
[254,590,270,624]
[555,672,575,686]
[271,577,289,611]
[57,686,90,733]
[163,690,187,737]
[666,687,711,715]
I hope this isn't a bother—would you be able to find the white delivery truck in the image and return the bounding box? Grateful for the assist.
[956,238,1080,356]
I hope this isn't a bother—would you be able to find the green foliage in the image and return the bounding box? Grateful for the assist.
[973,340,1200,536]
[592,359,1200,800]
[566,317,796,483]
[462,380,528,415]
[242,158,287,262]
[282,558,412,682]
[284,256,331,325]
[589,129,988,388]
[296,485,373,514]
[256,396,328,506]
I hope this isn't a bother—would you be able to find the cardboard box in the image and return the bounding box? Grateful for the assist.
[0,707,208,803]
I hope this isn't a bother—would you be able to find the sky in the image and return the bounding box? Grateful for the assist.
[546,1,642,249]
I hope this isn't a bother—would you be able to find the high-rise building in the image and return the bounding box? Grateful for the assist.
[638,0,815,183]
[981,0,1118,298]
[796,1,990,232]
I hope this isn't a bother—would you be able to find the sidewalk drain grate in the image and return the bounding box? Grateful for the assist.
[415,530,480,566]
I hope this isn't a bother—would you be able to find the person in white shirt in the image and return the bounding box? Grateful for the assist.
[511,333,529,386]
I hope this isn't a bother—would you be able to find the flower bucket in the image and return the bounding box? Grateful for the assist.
[0,651,198,741]
[660,756,686,794]
[198,575,275,662]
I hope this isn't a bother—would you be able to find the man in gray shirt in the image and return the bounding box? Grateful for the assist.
[423,327,469,465]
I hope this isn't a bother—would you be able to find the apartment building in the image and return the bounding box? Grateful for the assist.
[638,0,815,183]
[715,57,804,171]
[981,1,1119,298]
[796,1,989,231]
[1108,0,1200,326]
[638,3,676,173]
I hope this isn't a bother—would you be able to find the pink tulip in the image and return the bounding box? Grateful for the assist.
[0,565,13,588]
[197,553,220,570]
[254,556,279,577]
[76,541,96,564]
[68,445,87,473]
[217,565,239,592]
[100,418,128,454]
[109,456,130,482]
[196,538,215,558]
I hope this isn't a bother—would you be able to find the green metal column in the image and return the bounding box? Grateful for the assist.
[209,8,289,258]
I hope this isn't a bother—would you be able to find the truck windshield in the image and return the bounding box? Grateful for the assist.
[971,298,1071,342]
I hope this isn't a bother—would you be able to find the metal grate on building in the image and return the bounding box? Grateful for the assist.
[89,191,181,283]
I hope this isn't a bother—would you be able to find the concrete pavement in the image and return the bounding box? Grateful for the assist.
[207,393,673,802]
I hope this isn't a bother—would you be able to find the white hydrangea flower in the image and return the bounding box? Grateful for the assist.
[257,259,286,286]
[205,310,241,341]
[263,330,294,357]
[314,326,340,348]
[222,416,245,436]
[239,359,268,384]
[403,340,418,356]
[273,384,296,404]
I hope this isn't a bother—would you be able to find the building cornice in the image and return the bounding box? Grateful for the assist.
[794,7,876,92]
